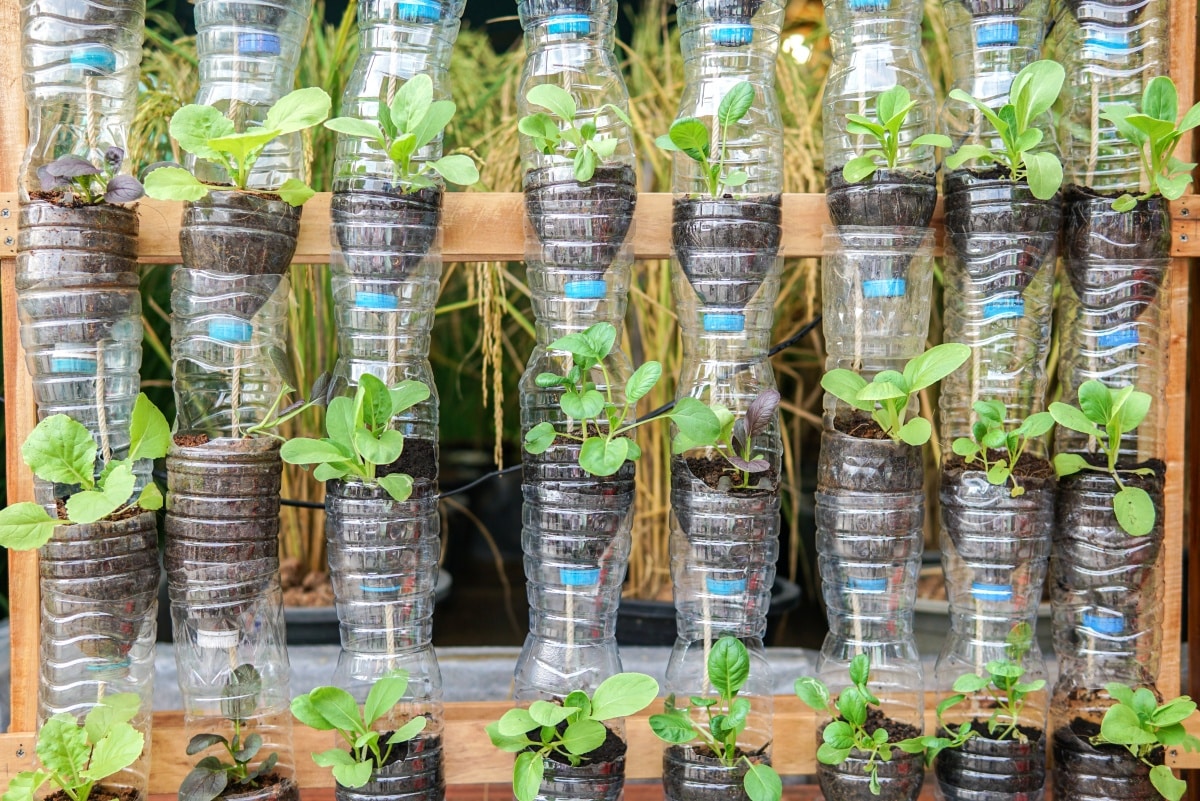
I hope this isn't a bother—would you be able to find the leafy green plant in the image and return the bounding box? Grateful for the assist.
[656,81,756,197]
[2,694,144,801]
[143,87,332,206]
[951,402,1055,496]
[1049,380,1157,536]
[1090,682,1200,801]
[1100,76,1200,211]
[795,654,973,796]
[840,85,951,183]
[292,670,427,788]
[181,665,279,801]
[37,148,144,205]
[648,637,783,801]
[518,84,633,183]
[672,389,780,489]
[940,623,1046,742]
[241,364,333,442]
[820,344,971,446]
[525,322,720,477]
[944,59,1065,200]
[485,673,660,801]
[324,73,479,192]
[280,375,430,502]
[0,393,169,548]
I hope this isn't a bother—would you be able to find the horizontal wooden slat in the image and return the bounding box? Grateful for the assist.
[0,191,1195,262]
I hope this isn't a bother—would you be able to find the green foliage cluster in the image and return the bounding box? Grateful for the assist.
[519,84,633,183]
[657,82,755,197]
[841,85,950,183]
[1092,683,1200,801]
[951,402,1054,496]
[941,624,1046,742]
[672,390,781,489]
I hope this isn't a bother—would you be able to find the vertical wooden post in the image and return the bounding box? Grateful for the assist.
[0,0,39,735]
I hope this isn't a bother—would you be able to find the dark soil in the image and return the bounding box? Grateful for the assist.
[935,722,1045,798]
[17,201,139,291]
[818,417,925,494]
[1054,720,1162,801]
[1063,185,1170,263]
[379,437,438,482]
[180,191,301,277]
[218,774,300,801]
[663,744,765,801]
[673,195,781,309]
[174,432,210,447]
[331,187,443,275]
[817,709,924,801]
[47,786,140,801]
[942,451,1054,484]
[836,412,890,440]
[1059,454,1164,493]
[943,167,1062,237]
[52,497,144,523]
[526,720,627,766]
[826,168,937,229]
[524,165,636,269]
[679,454,778,493]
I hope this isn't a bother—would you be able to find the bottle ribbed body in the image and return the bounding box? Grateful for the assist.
[16,201,148,497]
[19,0,144,195]
[38,512,158,799]
[1053,0,1168,192]
[190,0,311,188]
[534,744,626,801]
[663,746,769,801]
[1053,725,1161,801]
[940,0,1051,152]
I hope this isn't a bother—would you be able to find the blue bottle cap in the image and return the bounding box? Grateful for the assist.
[848,0,890,10]
[237,32,281,55]
[546,14,590,35]
[1083,613,1124,634]
[51,356,98,375]
[361,583,402,593]
[976,21,1020,47]
[396,0,440,21]
[970,582,1013,601]
[70,47,117,74]
[983,297,1025,320]
[565,280,608,299]
[560,567,601,586]
[208,318,254,343]
[711,24,753,46]
[1098,328,1139,348]
[863,278,906,298]
[848,577,887,593]
[706,576,748,596]
[355,291,400,310]
[703,313,745,332]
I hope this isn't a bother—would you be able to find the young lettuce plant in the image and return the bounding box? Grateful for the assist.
[940,623,1046,742]
[143,86,332,206]
[820,343,971,446]
[525,322,721,477]
[36,147,144,205]
[0,393,170,549]
[656,81,755,197]
[181,665,279,801]
[672,389,781,489]
[1100,76,1200,211]
[485,673,659,801]
[944,59,1065,200]
[292,670,427,788]
[796,654,973,796]
[2,693,144,801]
[324,73,479,191]
[1090,683,1200,801]
[648,636,783,801]
[1049,380,1156,536]
[280,374,430,502]
[951,401,1055,496]
[841,85,951,183]
[518,84,633,183]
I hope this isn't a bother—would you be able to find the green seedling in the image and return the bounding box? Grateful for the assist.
[672,389,780,489]
[841,85,951,183]
[1091,682,1200,801]
[656,81,755,197]
[941,623,1046,742]
[951,402,1054,496]
[519,84,633,183]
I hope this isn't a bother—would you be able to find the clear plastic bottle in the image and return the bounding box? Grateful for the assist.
[823,0,938,203]
[326,480,444,801]
[940,0,1052,154]
[190,0,312,189]
[1053,0,1168,193]
[19,0,144,194]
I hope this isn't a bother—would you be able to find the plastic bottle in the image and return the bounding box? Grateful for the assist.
[1053,0,1168,193]
[19,0,144,195]
[190,0,312,189]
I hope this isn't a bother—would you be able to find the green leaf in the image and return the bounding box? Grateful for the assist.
[717,82,755,127]
[822,721,856,750]
[135,481,163,512]
[1011,60,1065,128]
[742,762,782,801]
[936,694,966,719]
[264,87,331,135]
[1115,389,1152,433]
[837,687,868,727]
[66,462,135,524]
[527,84,577,122]
[649,711,697,744]
[820,370,872,411]
[364,674,409,727]
[561,389,606,420]
[1049,402,1103,437]
[1023,150,1064,200]
[583,323,617,361]
[276,178,316,206]
[22,414,97,487]
[410,100,456,150]
[561,718,607,755]
[913,133,952,149]
[128,393,170,462]
[794,677,831,712]
[359,373,395,431]
[37,713,90,780]
[1114,485,1155,537]
[1100,704,1158,746]
[518,113,561,151]
[377,473,413,502]
[170,104,236,160]
[849,654,870,686]
[0,503,59,551]
[708,637,750,701]
[430,154,479,186]
[904,343,972,392]
[324,117,386,144]
[387,715,428,744]
[524,422,556,455]
[945,144,995,170]
[573,143,599,182]
[723,170,748,188]
[207,128,278,169]
[1150,765,1187,801]
[1021,411,1055,439]
[310,686,368,737]
[875,85,911,125]
[590,672,659,720]
[579,436,631,477]
[83,723,144,781]
[388,380,431,416]
[898,417,932,446]
[625,362,662,403]
[952,674,989,693]
[84,694,140,743]
[485,721,533,753]
[667,118,712,162]
[528,700,575,728]
[668,398,722,444]
[513,751,544,801]
[497,708,538,738]
[388,133,419,167]
[842,154,881,183]
[816,743,852,765]
[1052,452,1091,478]
[2,772,48,801]
[291,693,335,731]
[280,438,353,466]
[951,438,978,457]
[312,748,356,769]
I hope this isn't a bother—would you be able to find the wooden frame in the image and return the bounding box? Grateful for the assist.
[0,0,1197,787]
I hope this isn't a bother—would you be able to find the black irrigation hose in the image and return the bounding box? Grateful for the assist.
[152,314,824,510]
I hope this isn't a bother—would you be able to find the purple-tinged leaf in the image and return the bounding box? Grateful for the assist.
[46,156,101,178]
[731,418,747,456]
[727,455,770,473]
[37,165,69,191]
[104,146,125,170]
[104,175,144,203]
[745,389,781,438]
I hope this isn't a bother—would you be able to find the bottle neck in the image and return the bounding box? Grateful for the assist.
[529,263,631,345]
[827,16,924,56]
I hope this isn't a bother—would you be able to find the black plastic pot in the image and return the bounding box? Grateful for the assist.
[673,195,781,308]
[826,169,937,229]
[935,726,1046,801]
[180,191,301,276]
[1054,722,1162,801]
[334,733,444,801]
[663,745,766,801]
[332,187,443,276]
[524,165,636,270]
